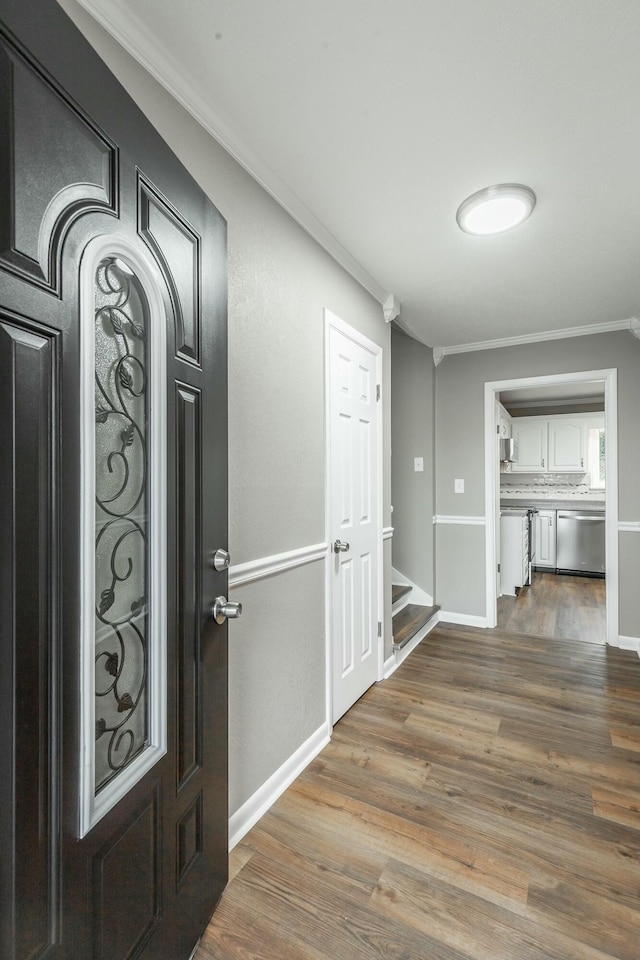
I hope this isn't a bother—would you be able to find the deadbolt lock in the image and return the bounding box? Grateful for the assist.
[212,548,231,572]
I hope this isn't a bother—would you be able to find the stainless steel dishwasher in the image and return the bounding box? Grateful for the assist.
[556,511,605,576]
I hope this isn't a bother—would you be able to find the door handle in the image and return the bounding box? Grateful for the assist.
[211,596,242,624]
[334,539,350,553]
[559,516,604,523]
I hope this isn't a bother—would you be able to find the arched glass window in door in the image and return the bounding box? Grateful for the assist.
[94,257,149,792]
[80,240,167,838]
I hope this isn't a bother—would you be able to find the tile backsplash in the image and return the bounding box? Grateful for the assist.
[501,473,586,488]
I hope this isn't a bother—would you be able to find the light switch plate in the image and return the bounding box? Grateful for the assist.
[454,478,464,493]
[414,457,424,472]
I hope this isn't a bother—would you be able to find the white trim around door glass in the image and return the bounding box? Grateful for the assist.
[79,234,167,838]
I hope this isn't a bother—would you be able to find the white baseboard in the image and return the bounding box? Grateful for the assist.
[616,635,640,657]
[438,611,489,629]
[382,653,396,679]
[228,721,330,850]
[383,613,440,679]
[391,566,411,585]
[391,566,434,607]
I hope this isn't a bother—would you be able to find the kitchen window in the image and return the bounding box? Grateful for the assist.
[587,425,606,489]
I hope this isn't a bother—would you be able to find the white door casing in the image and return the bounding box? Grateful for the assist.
[325,310,382,725]
[485,369,618,644]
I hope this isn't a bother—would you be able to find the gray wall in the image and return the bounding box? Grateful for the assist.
[390,327,435,596]
[435,331,640,636]
[60,0,392,815]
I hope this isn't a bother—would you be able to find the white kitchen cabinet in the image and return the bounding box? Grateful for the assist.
[500,512,529,596]
[535,510,556,568]
[547,419,585,472]
[511,412,602,474]
[498,402,511,439]
[497,401,513,473]
[511,419,548,472]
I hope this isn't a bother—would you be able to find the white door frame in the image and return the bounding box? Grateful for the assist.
[324,309,384,730]
[484,368,619,644]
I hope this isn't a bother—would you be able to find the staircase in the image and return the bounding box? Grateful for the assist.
[392,580,440,656]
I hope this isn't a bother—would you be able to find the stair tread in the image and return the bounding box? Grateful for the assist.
[392,603,440,646]
[392,583,412,604]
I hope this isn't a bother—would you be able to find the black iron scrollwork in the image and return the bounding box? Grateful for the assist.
[94,258,149,792]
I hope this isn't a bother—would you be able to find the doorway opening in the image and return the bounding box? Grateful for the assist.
[484,369,618,647]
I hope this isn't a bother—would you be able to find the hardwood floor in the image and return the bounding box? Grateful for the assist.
[392,602,440,647]
[497,571,606,644]
[197,624,640,960]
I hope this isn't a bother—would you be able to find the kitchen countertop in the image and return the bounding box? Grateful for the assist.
[500,492,605,513]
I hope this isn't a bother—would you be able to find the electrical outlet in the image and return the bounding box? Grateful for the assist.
[454,478,464,493]
[414,457,424,472]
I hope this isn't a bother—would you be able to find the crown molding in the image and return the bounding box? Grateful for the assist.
[433,317,638,361]
[383,294,401,323]
[390,314,433,349]
[72,0,388,306]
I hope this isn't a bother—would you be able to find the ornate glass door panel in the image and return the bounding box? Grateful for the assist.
[80,239,167,837]
[94,257,149,792]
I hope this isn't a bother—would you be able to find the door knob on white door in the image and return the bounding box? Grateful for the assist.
[212,596,242,624]
[334,539,350,553]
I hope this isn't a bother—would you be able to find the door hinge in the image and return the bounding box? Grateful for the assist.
[497,563,501,573]
[497,424,500,434]
[376,384,381,402]
[378,621,382,637]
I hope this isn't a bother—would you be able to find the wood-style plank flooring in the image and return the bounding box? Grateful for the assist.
[497,571,606,644]
[392,583,412,605]
[197,624,640,960]
[393,602,440,647]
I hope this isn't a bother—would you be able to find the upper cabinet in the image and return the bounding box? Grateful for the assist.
[511,413,604,475]
[547,418,585,472]
[497,401,512,439]
[512,419,548,471]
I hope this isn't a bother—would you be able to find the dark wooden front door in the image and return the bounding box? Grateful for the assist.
[0,1,229,957]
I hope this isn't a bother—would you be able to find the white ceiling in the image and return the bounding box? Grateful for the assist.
[500,380,604,407]
[76,0,640,349]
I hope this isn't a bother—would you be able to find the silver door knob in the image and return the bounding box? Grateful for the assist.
[334,539,350,553]
[212,596,242,624]
[212,548,231,572]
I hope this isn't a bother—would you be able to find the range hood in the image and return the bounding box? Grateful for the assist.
[500,438,517,462]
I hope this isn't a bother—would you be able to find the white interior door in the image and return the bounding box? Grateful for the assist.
[326,312,381,724]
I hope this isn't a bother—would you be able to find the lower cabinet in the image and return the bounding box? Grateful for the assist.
[500,513,529,596]
[535,510,557,568]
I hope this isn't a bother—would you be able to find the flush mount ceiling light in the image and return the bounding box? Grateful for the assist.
[456,183,536,236]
